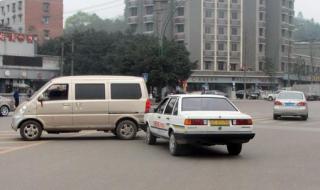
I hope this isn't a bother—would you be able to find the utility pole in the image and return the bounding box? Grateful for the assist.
[310,40,314,83]
[287,40,291,87]
[60,41,64,76]
[71,39,74,76]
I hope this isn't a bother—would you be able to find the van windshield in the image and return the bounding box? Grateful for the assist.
[29,81,52,100]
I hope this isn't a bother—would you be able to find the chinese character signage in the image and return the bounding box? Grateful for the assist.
[0,32,37,43]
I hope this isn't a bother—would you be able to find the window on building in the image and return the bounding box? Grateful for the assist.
[7,5,9,12]
[43,2,50,13]
[231,27,238,35]
[130,7,138,16]
[282,0,286,6]
[259,44,264,52]
[111,83,142,99]
[219,0,225,3]
[260,0,264,5]
[177,7,184,16]
[7,18,10,25]
[18,27,22,33]
[146,23,153,32]
[282,14,286,22]
[1,6,4,15]
[12,15,16,23]
[1,19,4,25]
[205,43,212,50]
[218,10,225,19]
[289,1,293,8]
[18,14,22,22]
[231,12,238,20]
[231,43,238,51]
[145,6,153,15]
[218,43,225,51]
[259,28,264,36]
[18,1,22,10]
[205,26,211,34]
[288,30,292,38]
[218,27,224,35]
[289,16,293,24]
[218,62,225,71]
[282,29,286,37]
[75,84,105,100]
[259,12,264,21]
[281,62,285,71]
[176,24,184,33]
[44,29,50,38]
[259,62,264,71]
[281,45,285,53]
[12,3,16,13]
[232,0,238,3]
[42,16,49,24]
[230,64,237,71]
[205,9,213,18]
[205,61,213,70]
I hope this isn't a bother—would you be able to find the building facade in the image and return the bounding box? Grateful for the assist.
[125,0,319,94]
[0,0,63,44]
[0,31,60,94]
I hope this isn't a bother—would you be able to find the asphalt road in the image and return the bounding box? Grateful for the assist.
[0,100,320,190]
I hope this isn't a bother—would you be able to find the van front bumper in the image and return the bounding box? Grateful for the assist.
[174,132,255,145]
[11,114,24,131]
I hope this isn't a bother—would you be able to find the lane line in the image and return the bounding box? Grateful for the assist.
[0,141,47,155]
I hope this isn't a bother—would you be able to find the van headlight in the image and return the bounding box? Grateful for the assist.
[19,106,27,114]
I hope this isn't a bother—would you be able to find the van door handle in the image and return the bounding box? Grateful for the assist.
[157,116,161,119]
[166,117,170,120]
[63,103,71,106]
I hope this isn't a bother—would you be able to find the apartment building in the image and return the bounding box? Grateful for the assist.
[0,0,63,44]
[125,0,319,93]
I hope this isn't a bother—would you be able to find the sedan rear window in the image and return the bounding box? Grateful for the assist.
[277,92,304,100]
[182,97,237,111]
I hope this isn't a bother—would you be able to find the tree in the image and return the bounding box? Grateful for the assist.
[294,16,320,41]
[38,30,196,90]
[64,12,127,34]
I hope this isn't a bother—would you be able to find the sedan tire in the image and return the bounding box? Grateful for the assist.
[169,133,182,156]
[145,126,157,145]
[227,143,242,156]
[0,105,10,116]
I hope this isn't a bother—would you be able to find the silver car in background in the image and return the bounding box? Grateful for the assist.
[0,96,14,116]
[273,91,308,120]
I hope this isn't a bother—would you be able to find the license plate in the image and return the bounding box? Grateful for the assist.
[285,103,295,107]
[210,120,230,126]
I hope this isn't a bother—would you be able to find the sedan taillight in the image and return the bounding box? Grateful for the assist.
[274,101,283,106]
[184,119,207,125]
[297,102,307,106]
[232,119,253,125]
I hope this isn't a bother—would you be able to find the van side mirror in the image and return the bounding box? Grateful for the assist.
[38,95,45,102]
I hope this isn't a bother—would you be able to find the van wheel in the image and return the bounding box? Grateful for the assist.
[0,105,9,116]
[116,120,137,140]
[145,126,156,145]
[227,143,242,156]
[20,121,43,141]
[111,129,117,136]
[169,133,182,156]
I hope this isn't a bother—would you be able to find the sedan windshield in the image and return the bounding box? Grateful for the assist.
[277,92,304,100]
[182,97,237,111]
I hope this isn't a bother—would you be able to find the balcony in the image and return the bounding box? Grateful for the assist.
[230,51,241,58]
[128,16,138,24]
[143,15,154,23]
[204,34,215,41]
[217,35,228,41]
[217,3,228,9]
[259,37,266,44]
[127,0,138,8]
[143,0,154,6]
[204,2,215,9]
[204,18,215,25]
[231,20,241,26]
[217,19,228,25]
[231,4,241,10]
[204,50,215,57]
[174,17,185,24]
[259,21,266,27]
[217,51,228,57]
[231,35,241,42]
[174,33,185,40]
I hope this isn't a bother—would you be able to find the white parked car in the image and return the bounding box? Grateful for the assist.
[273,91,308,120]
[267,90,283,101]
[144,95,255,156]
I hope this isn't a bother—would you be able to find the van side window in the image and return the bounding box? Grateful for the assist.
[111,83,142,99]
[43,84,68,101]
[164,98,177,115]
[75,84,105,100]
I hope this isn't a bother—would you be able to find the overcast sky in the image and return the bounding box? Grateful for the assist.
[64,0,319,22]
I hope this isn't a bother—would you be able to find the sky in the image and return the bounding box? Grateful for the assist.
[64,0,319,22]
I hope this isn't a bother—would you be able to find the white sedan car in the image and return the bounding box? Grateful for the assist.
[144,95,255,156]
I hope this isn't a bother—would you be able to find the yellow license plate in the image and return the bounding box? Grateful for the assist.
[210,120,230,126]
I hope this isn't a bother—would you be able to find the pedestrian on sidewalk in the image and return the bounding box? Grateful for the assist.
[13,89,20,108]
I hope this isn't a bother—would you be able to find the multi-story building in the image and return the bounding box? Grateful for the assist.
[126,0,319,94]
[0,0,63,44]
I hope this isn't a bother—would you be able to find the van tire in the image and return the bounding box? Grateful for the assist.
[116,120,137,140]
[20,120,43,141]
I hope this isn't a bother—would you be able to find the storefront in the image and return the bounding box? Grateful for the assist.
[0,31,60,94]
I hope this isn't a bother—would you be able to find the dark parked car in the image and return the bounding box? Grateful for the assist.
[236,90,260,99]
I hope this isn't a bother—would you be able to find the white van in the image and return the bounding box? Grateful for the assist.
[12,76,150,141]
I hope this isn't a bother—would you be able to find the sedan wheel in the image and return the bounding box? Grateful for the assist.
[227,143,242,156]
[145,126,156,145]
[0,106,9,116]
[20,121,43,141]
[169,133,182,156]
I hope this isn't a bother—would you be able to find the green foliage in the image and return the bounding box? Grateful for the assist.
[38,30,196,89]
[64,12,127,34]
[263,58,277,77]
[295,12,320,41]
